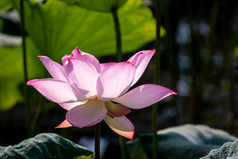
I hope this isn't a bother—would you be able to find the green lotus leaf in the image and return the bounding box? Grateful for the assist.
[58,0,128,12]
[200,140,238,159]
[12,0,158,59]
[0,38,43,111]
[0,133,93,159]
[127,124,237,159]
[0,0,12,12]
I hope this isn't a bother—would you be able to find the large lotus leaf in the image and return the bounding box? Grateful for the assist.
[0,38,44,111]
[0,0,12,12]
[126,124,237,159]
[0,133,93,159]
[58,0,128,12]
[200,140,238,159]
[12,0,159,59]
[0,45,25,111]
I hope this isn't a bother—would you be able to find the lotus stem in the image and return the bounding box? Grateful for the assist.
[112,9,122,62]
[20,0,31,137]
[112,9,128,159]
[95,123,101,159]
[153,0,161,159]
[119,136,128,159]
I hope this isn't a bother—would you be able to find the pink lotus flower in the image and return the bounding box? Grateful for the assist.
[27,47,177,139]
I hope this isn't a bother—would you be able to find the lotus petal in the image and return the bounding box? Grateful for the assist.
[104,115,134,139]
[113,84,177,109]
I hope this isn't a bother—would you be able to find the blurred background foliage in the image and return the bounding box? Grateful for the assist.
[1,0,238,158]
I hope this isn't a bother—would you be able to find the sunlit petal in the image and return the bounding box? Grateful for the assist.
[62,47,101,72]
[64,59,98,98]
[97,62,135,101]
[100,62,116,72]
[104,115,134,139]
[27,79,85,108]
[127,50,155,86]
[113,84,177,109]
[66,99,107,128]
[39,56,67,81]
[105,102,131,117]
[55,119,72,128]
[59,100,88,110]
[72,47,101,72]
